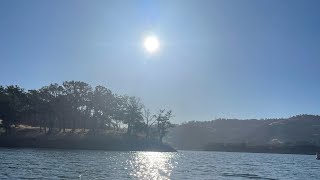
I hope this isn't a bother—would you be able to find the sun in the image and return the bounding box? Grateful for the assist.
[143,36,160,53]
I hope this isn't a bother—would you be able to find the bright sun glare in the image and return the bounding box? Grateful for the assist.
[144,36,160,53]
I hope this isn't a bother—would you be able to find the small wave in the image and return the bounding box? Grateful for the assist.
[221,172,277,180]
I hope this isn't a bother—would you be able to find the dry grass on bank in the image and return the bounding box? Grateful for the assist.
[2,124,127,138]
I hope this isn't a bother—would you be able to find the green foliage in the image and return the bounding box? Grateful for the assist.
[0,81,173,141]
[0,85,27,134]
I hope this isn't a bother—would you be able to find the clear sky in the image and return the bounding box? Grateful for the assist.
[1,0,320,123]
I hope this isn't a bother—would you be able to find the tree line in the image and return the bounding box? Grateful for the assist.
[0,81,173,143]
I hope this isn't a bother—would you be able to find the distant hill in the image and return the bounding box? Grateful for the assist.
[165,114,320,150]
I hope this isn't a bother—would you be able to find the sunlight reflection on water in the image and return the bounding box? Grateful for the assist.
[128,152,176,180]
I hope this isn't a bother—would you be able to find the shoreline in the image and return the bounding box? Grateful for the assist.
[203,143,320,155]
[0,135,177,152]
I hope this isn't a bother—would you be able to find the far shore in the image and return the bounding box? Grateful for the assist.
[203,143,320,155]
[0,136,177,152]
[0,126,177,152]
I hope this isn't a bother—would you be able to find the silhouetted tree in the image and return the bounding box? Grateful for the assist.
[63,81,92,132]
[142,107,156,139]
[156,109,174,143]
[122,96,144,135]
[91,85,112,131]
[0,85,27,134]
[26,89,43,130]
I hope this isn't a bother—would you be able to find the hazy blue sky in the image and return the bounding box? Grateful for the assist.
[1,0,320,123]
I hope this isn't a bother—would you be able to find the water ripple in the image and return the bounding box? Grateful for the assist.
[0,148,319,179]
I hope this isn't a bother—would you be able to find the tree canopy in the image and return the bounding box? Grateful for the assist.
[0,81,173,142]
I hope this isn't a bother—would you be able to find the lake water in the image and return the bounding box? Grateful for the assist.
[0,148,319,179]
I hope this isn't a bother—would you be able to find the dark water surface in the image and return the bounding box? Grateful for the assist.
[0,148,319,179]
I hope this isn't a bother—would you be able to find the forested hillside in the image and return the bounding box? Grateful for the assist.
[166,115,320,150]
